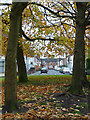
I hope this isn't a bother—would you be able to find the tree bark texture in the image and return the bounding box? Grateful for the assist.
[70,3,87,94]
[17,16,28,83]
[5,2,28,112]
[17,43,28,82]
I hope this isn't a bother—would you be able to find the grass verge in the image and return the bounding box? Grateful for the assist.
[28,75,72,85]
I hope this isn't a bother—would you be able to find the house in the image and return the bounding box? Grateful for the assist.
[24,56,41,73]
[0,55,41,75]
[0,54,74,76]
[40,57,66,69]
[67,55,73,69]
[40,54,74,69]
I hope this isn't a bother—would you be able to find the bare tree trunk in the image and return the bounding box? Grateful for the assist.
[17,43,28,82]
[17,16,28,83]
[5,2,27,112]
[70,3,87,94]
[86,40,90,74]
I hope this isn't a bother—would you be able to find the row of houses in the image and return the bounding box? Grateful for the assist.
[0,55,73,74]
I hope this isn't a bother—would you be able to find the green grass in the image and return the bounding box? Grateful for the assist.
[28,74,72,77]
[0,75,72,86]
[0,77,4,84]
[0,77,5,80]
[0,75,90,86]
[28,75,72,85]
[28,75,90,85]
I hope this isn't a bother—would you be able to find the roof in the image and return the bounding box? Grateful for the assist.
[40,58,65,62]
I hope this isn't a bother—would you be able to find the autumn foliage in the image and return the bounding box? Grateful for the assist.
[1,75,90,119]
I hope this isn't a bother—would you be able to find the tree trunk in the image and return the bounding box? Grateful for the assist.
[70,3,87,94]
[17,16,28,83]
[17,43,28,82]
[88,37,90,60]
[86,40,90,75]
[5,2,27,112]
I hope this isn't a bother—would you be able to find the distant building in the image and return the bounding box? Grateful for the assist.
[67,55,73,69]
[24,56,41,73]
[0,54,74,76]
[40,57,66,69]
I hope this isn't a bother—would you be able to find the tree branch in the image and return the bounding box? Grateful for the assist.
[22,29,55,41]
[0,3,11,5]
[58,2,75,16]
[67,2,77,13]
[61,22,75,28]
[29,2,76,19]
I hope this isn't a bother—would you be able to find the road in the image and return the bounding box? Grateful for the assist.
[0,70,69,78]
[30,69,64,76]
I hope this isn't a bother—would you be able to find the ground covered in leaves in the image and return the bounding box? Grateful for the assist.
[1,75,90,119]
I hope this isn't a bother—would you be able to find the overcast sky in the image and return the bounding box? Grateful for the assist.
[0,0,12,3]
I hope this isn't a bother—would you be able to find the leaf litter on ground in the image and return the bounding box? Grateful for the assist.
[1,76,90,120]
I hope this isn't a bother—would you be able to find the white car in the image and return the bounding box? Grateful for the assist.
[63,67,71,74]
[54,66,61,71]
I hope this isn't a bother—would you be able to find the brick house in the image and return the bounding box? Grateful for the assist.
[40,57,66,69]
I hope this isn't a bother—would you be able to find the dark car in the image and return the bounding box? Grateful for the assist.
[41,66,48,73]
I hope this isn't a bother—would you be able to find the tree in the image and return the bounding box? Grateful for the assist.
[70,2,89,94]
[17,16,28,83]
[5,2,28,112]
[17,43,28,83]
[2,5,28,83]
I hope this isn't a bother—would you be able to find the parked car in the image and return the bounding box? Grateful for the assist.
[54,66,57,70]
[63,67,71,74]
[28,67,36,74]
[54,66,61,71]
[59,67,67,73]
[41,66,48,73]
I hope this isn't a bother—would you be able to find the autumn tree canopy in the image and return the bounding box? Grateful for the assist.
[1,2,76,57]
[21,1,89,58]
[2,1,89,58]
